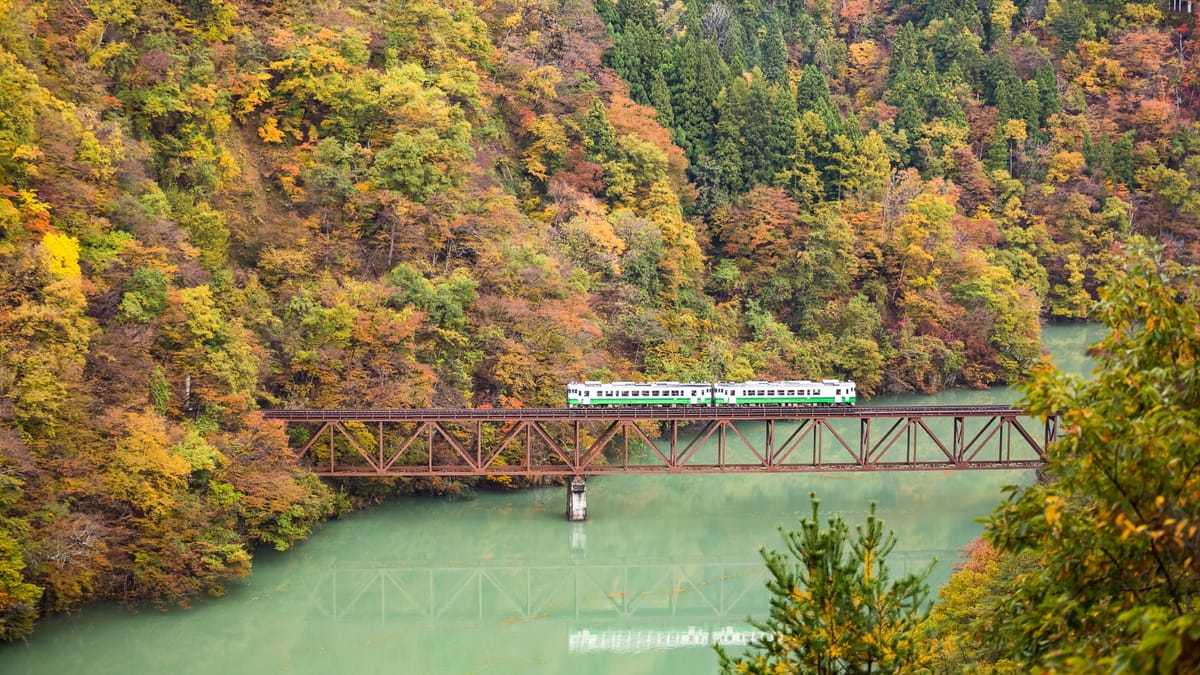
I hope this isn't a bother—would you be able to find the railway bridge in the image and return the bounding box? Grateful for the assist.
[262,405,1057,520]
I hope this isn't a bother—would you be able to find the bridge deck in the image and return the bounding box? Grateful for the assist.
[263,405,1025,421]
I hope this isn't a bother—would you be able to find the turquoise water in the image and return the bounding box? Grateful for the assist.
[0,323,1105,674]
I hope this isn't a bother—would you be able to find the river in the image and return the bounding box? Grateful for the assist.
[0,323,1106,674]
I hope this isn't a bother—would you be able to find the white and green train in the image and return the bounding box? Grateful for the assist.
[566,380,857,407]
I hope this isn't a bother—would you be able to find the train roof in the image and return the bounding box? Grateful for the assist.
[716,380,855,386]
[570,380,855,386]
[569,381,712,386]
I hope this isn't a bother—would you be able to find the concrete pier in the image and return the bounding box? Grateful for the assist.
[566,476,587,521]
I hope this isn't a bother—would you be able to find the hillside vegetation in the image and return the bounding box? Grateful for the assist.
[1,0,1199,638]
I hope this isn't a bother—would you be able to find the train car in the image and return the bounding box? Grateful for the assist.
[714,380,856,406]
[567,380,856,407]
[567,381,714,407]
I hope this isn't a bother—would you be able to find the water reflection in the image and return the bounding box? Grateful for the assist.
[0,472,1025,675]
[307,549,943,629]
[569,626,768,654]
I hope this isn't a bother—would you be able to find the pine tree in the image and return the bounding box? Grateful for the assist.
[767,82,800,184]
[608,22,666,104]
[717,493,933,674]
[712,79,749,196]
[1036,62,1061,121]
[796,66,842,136]
[583,96,617,163]
[663,35,728,160]
[761,21,789,84]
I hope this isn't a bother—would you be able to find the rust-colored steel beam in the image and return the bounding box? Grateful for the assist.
[264,406,1056,477]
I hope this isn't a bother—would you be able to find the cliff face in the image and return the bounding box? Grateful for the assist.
[0,0,1198,639]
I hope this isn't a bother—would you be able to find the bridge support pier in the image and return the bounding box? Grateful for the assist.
[566,476,587,521]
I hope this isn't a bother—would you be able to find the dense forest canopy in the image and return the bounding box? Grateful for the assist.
[1,0,1199,640]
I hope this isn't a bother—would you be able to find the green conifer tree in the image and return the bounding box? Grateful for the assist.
[583,96,617,164]
[663,36,728,160]
[717,493,932,674]
[761,21,789,84]
[796,66,842,136]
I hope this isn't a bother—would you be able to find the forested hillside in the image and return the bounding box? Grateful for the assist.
[1,0,1198,639]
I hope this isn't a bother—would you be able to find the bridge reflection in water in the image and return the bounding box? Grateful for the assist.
[308,543,945,654]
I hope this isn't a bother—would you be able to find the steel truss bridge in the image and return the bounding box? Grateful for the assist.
[262,405,1056,477]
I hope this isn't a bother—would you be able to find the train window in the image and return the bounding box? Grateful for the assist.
[787,390,794,395]
[837,389,842,395]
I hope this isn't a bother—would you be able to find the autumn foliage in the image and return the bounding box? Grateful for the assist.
[1,0,1200,643]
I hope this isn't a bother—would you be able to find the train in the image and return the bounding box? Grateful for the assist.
[566,380,857,407]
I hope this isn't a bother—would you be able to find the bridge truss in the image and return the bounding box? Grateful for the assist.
[262,406,1056,477]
